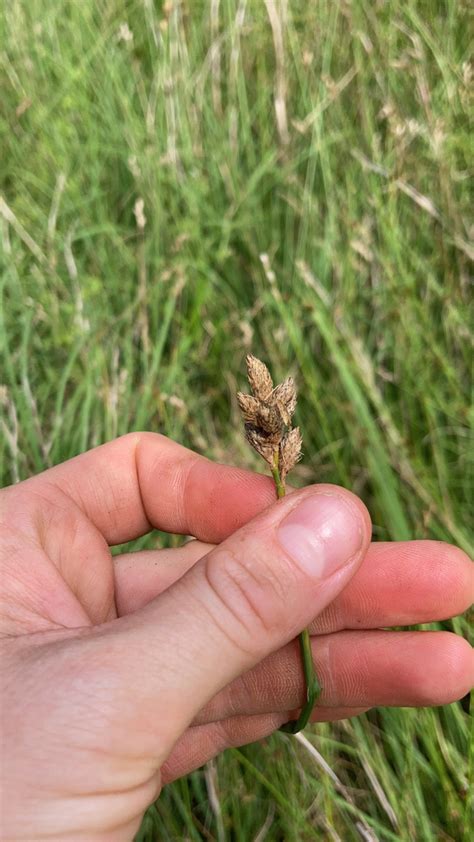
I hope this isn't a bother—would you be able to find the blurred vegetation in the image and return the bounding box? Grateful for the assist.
[1,1,472,839]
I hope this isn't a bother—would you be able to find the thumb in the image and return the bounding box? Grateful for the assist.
[90,485,371,759]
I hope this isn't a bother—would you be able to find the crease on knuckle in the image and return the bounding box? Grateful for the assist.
[202,545,289,658]
[325,634,369,707]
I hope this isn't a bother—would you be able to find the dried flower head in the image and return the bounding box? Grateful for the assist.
[279,426,303,480]
[244,425,276,466]
[236,354,318,735]
[237,354,301,477]
[269,377,297,426]
[236,392,260,424]
[246,354,274,401]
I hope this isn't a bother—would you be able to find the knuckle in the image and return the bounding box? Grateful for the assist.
[325,634,369,706]
[202,542,294,657]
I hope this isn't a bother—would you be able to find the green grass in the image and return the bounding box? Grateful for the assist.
[1,1,472,839]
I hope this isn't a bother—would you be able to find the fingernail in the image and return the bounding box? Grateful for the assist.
[277,493,363,578]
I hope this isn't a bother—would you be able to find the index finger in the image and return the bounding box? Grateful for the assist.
[19,432,278,545]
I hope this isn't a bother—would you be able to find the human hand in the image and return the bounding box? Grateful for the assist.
[1,433,472,841]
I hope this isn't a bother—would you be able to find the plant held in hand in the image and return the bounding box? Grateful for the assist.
[237,354,321,733]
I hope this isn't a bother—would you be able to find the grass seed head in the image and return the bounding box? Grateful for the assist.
[238,355,302,482]
[236,392,261,424]
[246,354,274,401]
[269,376,297,425]
[279,426,303,480]
[244,425,276,466]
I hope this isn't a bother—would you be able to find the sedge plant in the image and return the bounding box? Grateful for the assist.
[237,354,321,733]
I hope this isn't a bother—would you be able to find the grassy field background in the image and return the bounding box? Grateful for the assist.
[1,1,472,839]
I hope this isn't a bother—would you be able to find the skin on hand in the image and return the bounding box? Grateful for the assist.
[0,432,472,842]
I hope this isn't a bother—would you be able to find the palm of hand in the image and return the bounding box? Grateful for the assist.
[2,483,158,841]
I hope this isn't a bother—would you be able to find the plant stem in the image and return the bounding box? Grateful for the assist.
[272,451,321,734]
[271,457,286,499]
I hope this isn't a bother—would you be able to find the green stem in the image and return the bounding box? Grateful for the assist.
[271,459,286,499]
[272,451,321,734]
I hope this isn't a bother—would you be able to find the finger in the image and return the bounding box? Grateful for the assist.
[312,539,474,632]
[195,630,474,724]
[161,714,287,785]
[161,705,369,785]
[114,541,213,615]
[114,539,473,628]
[84,485,371,761]
[15,432,278,544]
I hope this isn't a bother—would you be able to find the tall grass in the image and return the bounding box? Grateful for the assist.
[1,1,472,839]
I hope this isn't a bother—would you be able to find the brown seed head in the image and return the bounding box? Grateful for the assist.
[246,354,273,401]
[237,393,283,441]
[245,425,275,466]
[269,377,297,425]
[279,426,302,480]
[238,355,301,480]
[254,402,284,440]
[236,392,260,425]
